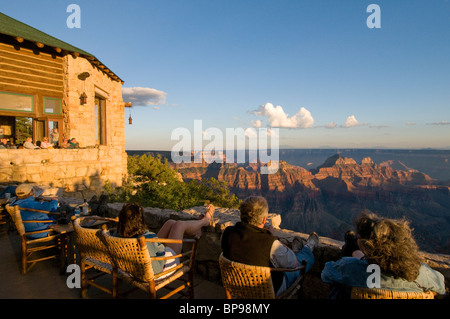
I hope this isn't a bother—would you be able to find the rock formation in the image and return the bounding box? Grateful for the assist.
[172,154,450,254]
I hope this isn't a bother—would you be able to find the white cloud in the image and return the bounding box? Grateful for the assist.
[345,115,359,128]
[251,120,262,128]
[250,103,314,128]
[325,122,337,129]
[244,127,257,138]
[427,121,450,125]
[122,87,167,106]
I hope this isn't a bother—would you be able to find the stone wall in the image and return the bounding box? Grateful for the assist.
[106,203,450,299]
[63,55,126,149]
[0,148,126,195]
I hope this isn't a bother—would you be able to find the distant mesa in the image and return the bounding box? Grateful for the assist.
[170,152,449,254]
[379,159,418,172]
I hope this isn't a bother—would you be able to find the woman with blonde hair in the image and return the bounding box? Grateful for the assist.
[321,211,446,298]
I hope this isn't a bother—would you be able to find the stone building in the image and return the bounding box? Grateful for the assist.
[0,12,130,194]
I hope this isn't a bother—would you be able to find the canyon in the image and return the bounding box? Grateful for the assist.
[170,153,450,254]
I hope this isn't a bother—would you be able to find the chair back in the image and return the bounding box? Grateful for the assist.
[5,204,16,224]
[219,253,276,299]
[351,286,435,299]
[73,217,115,265]
[102,231,154,282]
[11,205,54,238]
[12,205,26,236]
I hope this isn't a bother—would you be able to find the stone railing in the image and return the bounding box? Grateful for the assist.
[106,203,450,299]
[0,148,126,196]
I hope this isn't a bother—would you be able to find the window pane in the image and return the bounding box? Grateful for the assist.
[0,92,33,112]
[15,117,33,145]
[44,97,61,114]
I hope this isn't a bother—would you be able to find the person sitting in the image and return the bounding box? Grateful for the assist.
[221,196,318,297]
[0,138,14,149]
[321,210,446,299]
[114,203,214,275]
[23,137,40,149]
[67,138,79,149]
[40,137,54,149]
[9,184,57,239]
[60,138,70,149]
[50,128,59,147]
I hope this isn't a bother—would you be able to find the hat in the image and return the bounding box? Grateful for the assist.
[15,184,34,198]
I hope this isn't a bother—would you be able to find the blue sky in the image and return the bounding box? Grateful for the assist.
[1,0,450,150]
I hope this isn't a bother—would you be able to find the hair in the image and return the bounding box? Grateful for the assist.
[116,203,147,238]
[239,196,269,226]
[355,211,422,281]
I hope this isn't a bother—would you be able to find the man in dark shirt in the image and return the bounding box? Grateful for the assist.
[221,196,318,296]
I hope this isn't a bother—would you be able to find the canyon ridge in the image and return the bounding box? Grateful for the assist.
[169,153,450,255]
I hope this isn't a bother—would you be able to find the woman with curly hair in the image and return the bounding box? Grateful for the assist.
[321,211,445,299]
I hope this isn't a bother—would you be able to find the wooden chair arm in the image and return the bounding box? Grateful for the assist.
[144,237,197,245]
[270,260,307,273]
[18,207,54,214]
[270,266,305,272]
[24,228,56,236]
[22,220,55,223]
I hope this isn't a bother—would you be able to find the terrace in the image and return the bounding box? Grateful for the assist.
[1,198,448,300]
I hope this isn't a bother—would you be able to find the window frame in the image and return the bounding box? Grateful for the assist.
[0,91,35,113]
[43,96,62,115]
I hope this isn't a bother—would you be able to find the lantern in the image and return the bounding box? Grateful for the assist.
[128,114,133,125]
[80,92,87,105]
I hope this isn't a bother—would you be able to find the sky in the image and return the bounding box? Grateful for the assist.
[1,0,450,150]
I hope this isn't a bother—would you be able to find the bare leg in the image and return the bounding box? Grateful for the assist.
[156,219,177,239]
[157,205,214,254]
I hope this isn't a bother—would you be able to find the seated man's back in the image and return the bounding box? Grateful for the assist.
[221,196,317,297]
[10,184,57,239]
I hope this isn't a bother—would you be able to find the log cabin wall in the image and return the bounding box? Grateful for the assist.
[0,39,64,144]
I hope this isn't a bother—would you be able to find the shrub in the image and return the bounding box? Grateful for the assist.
[105,154,240,210]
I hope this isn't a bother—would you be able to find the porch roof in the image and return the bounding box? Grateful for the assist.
[0,12,123,84]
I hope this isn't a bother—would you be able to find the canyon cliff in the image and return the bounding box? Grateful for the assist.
[172,154,450,254]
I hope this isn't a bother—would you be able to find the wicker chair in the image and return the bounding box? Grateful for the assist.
[4,204,16,232]
[9,205,62,274]
[72,216,119,298]
[219,253,307,299]
[102,230,199,299]
[351,286,436,299]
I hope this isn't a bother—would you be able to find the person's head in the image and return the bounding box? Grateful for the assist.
[354,211,422,281]
[239,196,269,227]
[25,137,33,142]
[117,203,147,238]
[15,183,34,199]
[42,137,49,142]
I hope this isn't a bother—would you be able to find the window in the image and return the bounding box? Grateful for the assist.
[94,96,106,145]
[16,117,33,145]
[0,91,34,113]
[44,97,62,115]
